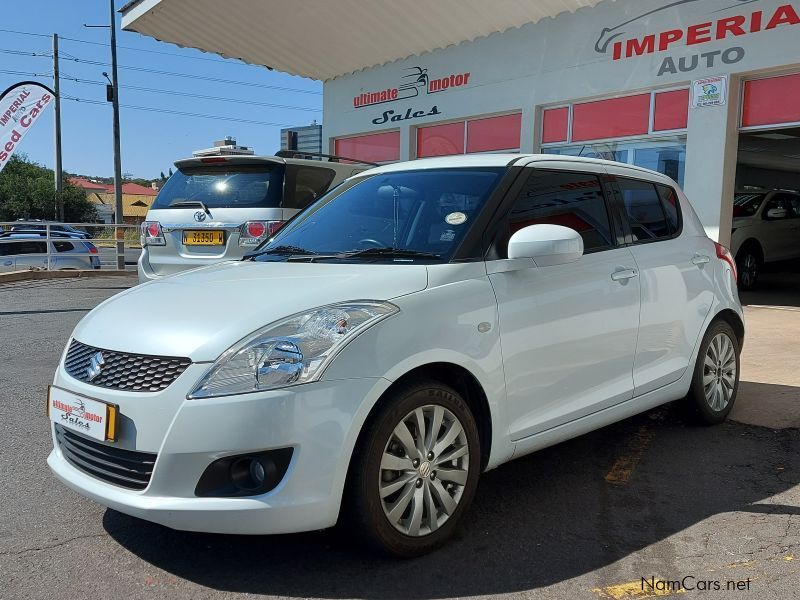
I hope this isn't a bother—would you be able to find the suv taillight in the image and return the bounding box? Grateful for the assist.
[239,220,285,247]
[714,242,737,283]
[141,221,166,246]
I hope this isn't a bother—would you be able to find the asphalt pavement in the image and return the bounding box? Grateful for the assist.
[1,276,798,600]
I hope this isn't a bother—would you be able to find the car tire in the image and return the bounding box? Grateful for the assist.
[681,321,740,425]
[345,379,481,557]
[736,246,761,290]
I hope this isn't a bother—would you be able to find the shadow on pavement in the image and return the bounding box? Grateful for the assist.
[104,403,799,599]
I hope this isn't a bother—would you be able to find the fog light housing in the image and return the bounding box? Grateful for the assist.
[195,448,293,497]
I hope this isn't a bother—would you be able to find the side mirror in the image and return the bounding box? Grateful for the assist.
[507,224,584,267]
[766,208,788,219]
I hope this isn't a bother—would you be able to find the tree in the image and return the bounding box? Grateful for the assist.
[0,154,96,222]
[168,167,173,177]
[160,171,166,181]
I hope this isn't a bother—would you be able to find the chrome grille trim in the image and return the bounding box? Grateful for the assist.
[64,340,191,392]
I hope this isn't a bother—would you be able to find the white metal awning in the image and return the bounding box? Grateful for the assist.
[120,0,604,81]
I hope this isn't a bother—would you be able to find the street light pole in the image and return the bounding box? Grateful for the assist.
[109,0,124,270]
[52,33,63,222]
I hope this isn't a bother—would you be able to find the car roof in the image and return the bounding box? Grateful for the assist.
[174,155,362,172]
[355,154,672,181]
[0,234,53,240]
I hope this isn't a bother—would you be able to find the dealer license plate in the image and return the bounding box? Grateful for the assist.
[47,386,117,442]
[183,230,224,245]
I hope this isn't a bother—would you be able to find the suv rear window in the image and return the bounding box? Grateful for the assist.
[151,164,286,209]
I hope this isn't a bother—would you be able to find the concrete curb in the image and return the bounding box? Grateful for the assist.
[0,270,137,284]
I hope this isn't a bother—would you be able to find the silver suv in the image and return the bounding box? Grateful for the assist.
[138,152,371,282]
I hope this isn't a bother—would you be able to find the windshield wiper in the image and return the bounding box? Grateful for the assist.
[338,247,442,261]
[169,199,212,216]
[244,245,318,260]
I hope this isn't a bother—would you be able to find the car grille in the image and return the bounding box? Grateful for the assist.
[54,424,157,490]
[64,340,191,392]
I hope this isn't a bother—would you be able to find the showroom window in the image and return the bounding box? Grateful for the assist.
[545,137,687,187]
[416,113,521,158]
[505,170,614,253]
[541,89,689,186]
[333,131,400,163]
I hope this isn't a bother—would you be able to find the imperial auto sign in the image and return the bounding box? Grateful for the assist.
[594,0,800,76]
[0,82,54,172]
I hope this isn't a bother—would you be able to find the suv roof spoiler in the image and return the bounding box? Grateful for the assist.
[274,150,380,167]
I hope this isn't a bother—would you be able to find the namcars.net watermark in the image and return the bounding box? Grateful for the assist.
[642,575,753,593]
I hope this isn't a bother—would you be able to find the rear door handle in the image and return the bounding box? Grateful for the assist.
[611,268,639,282]
[692,254,711,265]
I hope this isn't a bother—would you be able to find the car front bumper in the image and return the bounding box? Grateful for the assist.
[48,364,391,534]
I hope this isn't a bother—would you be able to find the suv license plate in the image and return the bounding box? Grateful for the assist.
[183,230,224,245]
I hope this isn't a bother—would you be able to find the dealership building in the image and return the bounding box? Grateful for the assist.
[121,0,800,245]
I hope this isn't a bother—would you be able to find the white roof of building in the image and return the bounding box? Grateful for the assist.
[120,0,604,81]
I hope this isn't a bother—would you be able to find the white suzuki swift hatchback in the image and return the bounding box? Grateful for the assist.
[47,155,744,557]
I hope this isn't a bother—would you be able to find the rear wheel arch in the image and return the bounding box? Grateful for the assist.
[712,309,745,350]
[736,238,763,262]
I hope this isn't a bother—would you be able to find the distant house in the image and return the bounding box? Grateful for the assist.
[68,178,159,224]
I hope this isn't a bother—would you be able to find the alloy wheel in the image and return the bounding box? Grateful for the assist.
[739,253,758,288]
[379,404,470,537]
[703,332,737,412]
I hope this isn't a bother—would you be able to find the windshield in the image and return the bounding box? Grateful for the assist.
[254,168,505,263]
[151,164,285,210]
[733,193,766,217]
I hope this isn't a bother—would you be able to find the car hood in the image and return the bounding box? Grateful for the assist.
[71,261,428,361]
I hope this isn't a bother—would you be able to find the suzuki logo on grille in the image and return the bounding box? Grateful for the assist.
[194,210,206,222]
[86,352,106,381]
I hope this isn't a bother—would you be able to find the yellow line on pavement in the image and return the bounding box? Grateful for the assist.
[593,579,685,599]
[604,425,655,485]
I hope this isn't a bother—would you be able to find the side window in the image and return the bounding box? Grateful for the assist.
[0,242,20,256]
[656,184,682,235]
[763,194,794,220]
[617,178,672,242]
[284,165,337,209]
[18,241,47,254]
[506,170,614,253]
[789,197,800,218]
[54,241,75,252]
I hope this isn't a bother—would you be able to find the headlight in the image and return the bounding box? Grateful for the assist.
[189,301,398,398]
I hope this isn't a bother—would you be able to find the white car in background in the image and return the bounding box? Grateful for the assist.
[731,190,800,289]
[48,155,743,557]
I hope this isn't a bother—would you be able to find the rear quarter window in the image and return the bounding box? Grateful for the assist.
[54,241,75,252]
[617,178,673,242]
[283,165,337,209]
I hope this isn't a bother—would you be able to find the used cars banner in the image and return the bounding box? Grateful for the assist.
[0,81,55,172]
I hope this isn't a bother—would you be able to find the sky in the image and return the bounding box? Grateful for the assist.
[0,1,322,180]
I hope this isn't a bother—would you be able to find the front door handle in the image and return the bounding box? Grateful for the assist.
[692,254,711,266]
[611,268,639,282]
[3,260,12,266]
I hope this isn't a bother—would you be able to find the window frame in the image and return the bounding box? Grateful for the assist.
[608,176,683,246]
[484,166,621,260]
